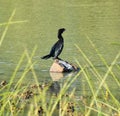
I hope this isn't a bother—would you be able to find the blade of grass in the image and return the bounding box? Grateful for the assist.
[75,44,120,115]
[75,44,102,82]
[61,88,76,116]
[75,60,98,108]
[8,51,26,90]
[24,45,39,87]
[86,36,120,107]
[86,52,120,116]
[0,20,28,26]
[0,9,16,46]
[97,100,119,112]
[86,106,109,116]
[86,36,120,87]
[14,46,37,90]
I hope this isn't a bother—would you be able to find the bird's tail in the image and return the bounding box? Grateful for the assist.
[41,54,51,59]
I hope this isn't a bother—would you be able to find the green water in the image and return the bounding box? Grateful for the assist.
[0,0,120,100]
[0,0,120,115]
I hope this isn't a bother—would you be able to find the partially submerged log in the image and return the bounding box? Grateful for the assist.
[50,59,79,73]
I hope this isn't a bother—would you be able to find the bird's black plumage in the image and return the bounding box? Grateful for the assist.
[41,28,65,60]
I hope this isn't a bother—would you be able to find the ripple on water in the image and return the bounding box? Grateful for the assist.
[0,61,6,64]
[0,72,4,75]
[41,69,48,72]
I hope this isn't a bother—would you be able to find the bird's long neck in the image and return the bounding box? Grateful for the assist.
[58,33,64,41]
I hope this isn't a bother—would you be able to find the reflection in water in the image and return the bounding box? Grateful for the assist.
[50,71,78,81]
[49,81,61,110]
[50,72,64,81]
[49,81,60,96]
[49,71,79,96]
[49,71,79,112]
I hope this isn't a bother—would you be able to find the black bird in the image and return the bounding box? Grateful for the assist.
[41,28,65,59]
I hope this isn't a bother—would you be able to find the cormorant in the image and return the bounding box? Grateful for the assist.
[41,28,65,60]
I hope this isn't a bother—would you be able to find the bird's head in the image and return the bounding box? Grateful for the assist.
[58,28,65,35]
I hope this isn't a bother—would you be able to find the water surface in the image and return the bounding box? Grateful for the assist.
[0,0,120,111]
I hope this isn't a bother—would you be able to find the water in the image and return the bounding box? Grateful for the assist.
[0,0,120,114]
